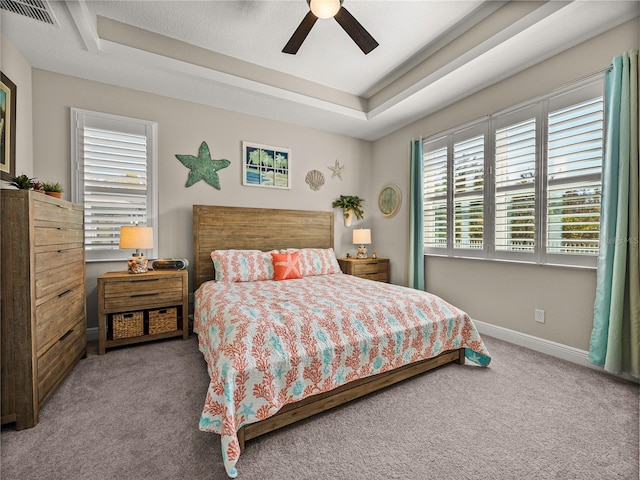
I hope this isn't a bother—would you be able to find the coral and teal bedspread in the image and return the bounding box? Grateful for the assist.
[194,273,491,478]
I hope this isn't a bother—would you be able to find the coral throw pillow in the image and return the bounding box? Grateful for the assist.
[271,251,302,281]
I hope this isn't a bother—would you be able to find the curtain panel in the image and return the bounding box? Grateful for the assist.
[409,139,425,290]
[589,49,640,379]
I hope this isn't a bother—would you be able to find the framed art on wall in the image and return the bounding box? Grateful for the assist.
[378,184,402,218]
[242,141,291,189]
[0,72,17,181]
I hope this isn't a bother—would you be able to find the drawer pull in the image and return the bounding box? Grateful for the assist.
[57,248,74,253]
[56,204,72,210]
[131,292,160,298]
[58,289,72,298]
[59,329,73,342]
[131,278,160,282]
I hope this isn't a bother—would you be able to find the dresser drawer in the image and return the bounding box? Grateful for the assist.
[35,281,85,356]
[37,318,86,404]
[103,277,184,312]
[35,247,84,275]
[35,263,85,303]
[33,197,82,227]
[34,225,83,248]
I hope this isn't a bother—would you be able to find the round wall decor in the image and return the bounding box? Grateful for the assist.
[378,184,401,218]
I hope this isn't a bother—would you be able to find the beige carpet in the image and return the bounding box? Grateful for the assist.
[1,334,638,479]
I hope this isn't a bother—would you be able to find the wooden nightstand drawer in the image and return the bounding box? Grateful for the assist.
[350,261,385,276]
[338,258,390,283]
[103,277,184,311]
[358,271,389,282]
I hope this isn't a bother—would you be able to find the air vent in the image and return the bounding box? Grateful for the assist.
[0,0,57,26]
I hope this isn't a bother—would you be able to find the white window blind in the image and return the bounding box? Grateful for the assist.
[546,96,603,257]
[453,134,484,250]
[495,116,536,254]
[423,144,448,249]
[71,109,158,262]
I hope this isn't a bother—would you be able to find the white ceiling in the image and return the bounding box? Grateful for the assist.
[1,0,638,140]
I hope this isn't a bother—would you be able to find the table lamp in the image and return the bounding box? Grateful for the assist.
[120,225,154,273]
[353,228,371,259]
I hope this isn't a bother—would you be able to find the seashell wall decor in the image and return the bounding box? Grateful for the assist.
[305,169,325,191]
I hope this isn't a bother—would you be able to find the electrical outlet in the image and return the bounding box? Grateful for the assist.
[535,309,545,323]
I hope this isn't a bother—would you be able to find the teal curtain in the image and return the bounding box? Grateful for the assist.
[589,49,640,379]
[409,139,425,290]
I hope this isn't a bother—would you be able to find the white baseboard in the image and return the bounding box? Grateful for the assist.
[472,319,639,383]
[472,319,590,367]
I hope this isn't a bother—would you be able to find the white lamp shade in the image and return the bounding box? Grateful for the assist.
[353,228,371,245]
[119,226,154,250]
[309,0,341,19]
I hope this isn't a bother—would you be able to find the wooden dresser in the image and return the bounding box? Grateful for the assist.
[1,190,87,430]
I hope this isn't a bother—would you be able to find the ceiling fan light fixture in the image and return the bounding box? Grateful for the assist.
[309,0,341,19]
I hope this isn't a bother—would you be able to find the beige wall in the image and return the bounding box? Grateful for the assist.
[0,32,33,181]
[371,17,640,351]
[31,69,372,329]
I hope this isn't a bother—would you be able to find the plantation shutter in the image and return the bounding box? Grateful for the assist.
[423,143,448,250]
[71,109,158,262]
[453,134,484,250]
[495,115,536,254]
[546,96,603,256]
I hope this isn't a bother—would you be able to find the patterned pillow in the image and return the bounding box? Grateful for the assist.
[211,250,274,282]
[271,251,302,281]
[297,248,342,276]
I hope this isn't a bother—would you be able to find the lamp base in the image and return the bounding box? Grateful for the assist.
[356,245,368,259]
[127,254,149,274]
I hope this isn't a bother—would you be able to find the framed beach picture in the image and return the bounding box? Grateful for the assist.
[0,72,17,181]
[242,141,291,189]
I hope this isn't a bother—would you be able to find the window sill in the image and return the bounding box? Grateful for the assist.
[424,252,597,271]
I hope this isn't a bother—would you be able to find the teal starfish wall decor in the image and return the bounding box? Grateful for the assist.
[175,141,230,189]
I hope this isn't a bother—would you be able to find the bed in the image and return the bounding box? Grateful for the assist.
[192,205,491,478]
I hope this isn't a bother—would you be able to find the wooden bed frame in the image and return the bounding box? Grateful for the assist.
[192,204,465,450]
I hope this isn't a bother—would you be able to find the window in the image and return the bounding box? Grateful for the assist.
[422,79,604,267]
[71,109,158,262]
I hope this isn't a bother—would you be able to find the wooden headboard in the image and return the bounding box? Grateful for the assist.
[192,205,334,289]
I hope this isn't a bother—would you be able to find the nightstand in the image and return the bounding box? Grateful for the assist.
[97,270,189,354]
[338,257,390,283]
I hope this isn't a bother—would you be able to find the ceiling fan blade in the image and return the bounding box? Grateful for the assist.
[283,11,318,55]
[334,6,378,54]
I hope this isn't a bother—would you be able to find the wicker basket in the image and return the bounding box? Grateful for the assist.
[149,307,177,335]
[112,311,144,339]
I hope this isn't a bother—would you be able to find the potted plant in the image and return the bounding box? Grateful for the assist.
[30,180,45,193]
[42,182,63,199]
[9,174,35,190]
[332,195,364,227]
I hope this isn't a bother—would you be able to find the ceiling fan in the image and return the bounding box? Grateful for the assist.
[283,0,379,55]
